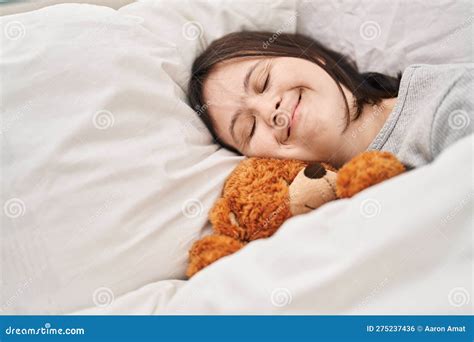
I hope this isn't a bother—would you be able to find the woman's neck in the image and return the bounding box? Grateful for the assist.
[337,97,397,167]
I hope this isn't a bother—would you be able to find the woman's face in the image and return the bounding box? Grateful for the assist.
[202,56,357,164]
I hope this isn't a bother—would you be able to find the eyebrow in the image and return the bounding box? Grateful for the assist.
[229,59,265,147]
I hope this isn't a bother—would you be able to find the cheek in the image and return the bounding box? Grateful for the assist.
[313,76,347,123]
[300,91,343,145]
[319,88,344,116]
[248,127,278,155]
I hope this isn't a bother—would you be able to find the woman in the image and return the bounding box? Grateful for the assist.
[188,31,472,168]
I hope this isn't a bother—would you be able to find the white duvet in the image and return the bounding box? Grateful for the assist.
[77,135,473,314]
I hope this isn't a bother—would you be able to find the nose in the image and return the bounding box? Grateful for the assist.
[251,94,281,119]
[248,94,291,140]
[304,163,327,179]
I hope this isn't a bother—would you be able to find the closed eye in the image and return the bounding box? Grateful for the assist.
[261,74,270,93]
[259,60,272,93]
[240,117,256,150]
[249,117,256,140]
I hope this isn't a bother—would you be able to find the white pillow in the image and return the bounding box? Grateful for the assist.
[0,1,296,314]
[296,0,473,74]
[0,0,135,16]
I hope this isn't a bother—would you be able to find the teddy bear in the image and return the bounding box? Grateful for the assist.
[186,151,407,278]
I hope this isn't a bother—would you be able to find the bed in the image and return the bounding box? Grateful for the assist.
[1,0,472,315]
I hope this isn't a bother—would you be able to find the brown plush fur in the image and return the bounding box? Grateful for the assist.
[187,235,244,278]
[210,158,307,241]
[336,151,406,198]
[186,152,406,278]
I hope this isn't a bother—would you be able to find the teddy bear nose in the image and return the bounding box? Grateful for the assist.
[304,162,327,179]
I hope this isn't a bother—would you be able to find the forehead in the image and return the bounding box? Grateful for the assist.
[203,57,263,103]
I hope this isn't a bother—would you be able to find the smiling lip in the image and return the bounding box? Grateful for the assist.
[288,91,302,139]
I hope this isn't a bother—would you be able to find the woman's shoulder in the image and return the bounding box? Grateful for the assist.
[403,63,474,72]
[397,63,473,109]
[401,63,473,83]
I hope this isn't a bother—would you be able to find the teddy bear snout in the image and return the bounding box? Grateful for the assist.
[288,165,338,216]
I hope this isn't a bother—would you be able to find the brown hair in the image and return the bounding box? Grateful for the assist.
[188,31,401,154]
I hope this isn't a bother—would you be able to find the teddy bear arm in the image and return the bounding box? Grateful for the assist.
[186,235,245,278]
[336,151,406,198]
